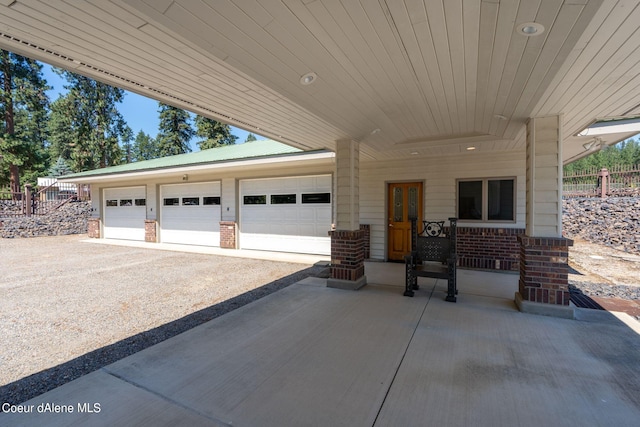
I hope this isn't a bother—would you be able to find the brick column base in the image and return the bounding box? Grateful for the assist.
[327,229,367,290]
[515,235,574,318]
[144,220,157,242]
[87,218,100,238]
[359,224,370,259]
[220,221,237,249]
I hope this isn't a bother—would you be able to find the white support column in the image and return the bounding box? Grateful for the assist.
[525,115,563,237]
[328,139,366,290]
[517,115,574,317]
[334,139,360,231]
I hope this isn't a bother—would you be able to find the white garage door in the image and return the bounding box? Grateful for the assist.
[103,187,146,241]
[240,175,331,255]
[160,182,221,246]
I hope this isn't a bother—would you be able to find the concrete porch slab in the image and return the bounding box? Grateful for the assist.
[2,266,639,427]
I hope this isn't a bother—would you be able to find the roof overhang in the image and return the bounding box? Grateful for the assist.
[563,118,640,164]
[58,151,335,184]
[1,1,639,163]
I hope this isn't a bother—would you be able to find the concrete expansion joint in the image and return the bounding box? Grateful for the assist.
[100,367,232,426]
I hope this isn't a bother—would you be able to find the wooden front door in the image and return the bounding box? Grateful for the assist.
[387,182,423,261]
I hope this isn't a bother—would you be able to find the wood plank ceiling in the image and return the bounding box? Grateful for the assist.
[1,0,639,162]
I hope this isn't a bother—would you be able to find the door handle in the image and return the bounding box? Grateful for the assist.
[388,223,394,227]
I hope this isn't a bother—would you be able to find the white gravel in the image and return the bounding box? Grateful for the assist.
[0,235,326,405]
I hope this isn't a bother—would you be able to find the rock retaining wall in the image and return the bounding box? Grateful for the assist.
[0,201,91,238]
[563,197,640,255]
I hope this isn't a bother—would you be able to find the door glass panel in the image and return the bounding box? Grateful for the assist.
[393,187,403,222]
[408,187,418,219]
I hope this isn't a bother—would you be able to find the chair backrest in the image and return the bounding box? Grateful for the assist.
[409,217,457,262]
[415,235,450,262]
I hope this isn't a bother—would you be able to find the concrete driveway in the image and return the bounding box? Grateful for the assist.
[2,262,640,426]
[0,235,326,404]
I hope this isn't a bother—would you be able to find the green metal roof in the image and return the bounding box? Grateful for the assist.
[61,140,305,179]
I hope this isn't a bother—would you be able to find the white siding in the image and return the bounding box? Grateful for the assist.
[221,177,236,221]
[360,150,526,260]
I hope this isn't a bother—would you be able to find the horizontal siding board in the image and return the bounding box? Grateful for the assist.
[360,150,526,259]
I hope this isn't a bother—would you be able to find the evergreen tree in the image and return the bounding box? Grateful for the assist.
[47,96,75,162]
[0,50,50,193]
[157,103,194,156]
[120,126,134,163]
[132,130,159,161]
[194,115,237,149]
[48,156,73,177]
[48,69,128,171]
[245,133,258,142]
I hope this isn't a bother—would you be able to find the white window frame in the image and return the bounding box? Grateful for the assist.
[456,177,516,223]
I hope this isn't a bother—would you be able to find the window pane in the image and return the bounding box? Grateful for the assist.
[164,198,179,206]
[488,179,514,220]
[271,194,296,204]
[135,199,146,206]
[182,197,199,206]
[458,181,482,220]
[106,200,118,207]
[408,186,418,219]
[203,197,220,205]
[393,187,403,222]
[301,193,331,204]
[243,195,266,205]
[120,199,132,207]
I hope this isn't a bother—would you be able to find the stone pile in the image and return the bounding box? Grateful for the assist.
[0,201,91,238]
[563,197,640,255]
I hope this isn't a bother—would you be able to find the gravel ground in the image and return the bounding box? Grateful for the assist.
[569,237,640,299]
[0,235,327,406]
[2,234,637,406]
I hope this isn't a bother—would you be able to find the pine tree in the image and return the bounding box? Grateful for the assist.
[0,50,50,193]
[121,126,134,163]
[48,96,75,162]
[48,69,129,171]
[48,156,73,177]
[132,130,159,161]
[245,133,258,142]
[194,115,237,150]
[157,103,194,156]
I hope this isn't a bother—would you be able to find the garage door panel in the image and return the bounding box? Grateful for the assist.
[104,187,146,241]
[240,176,331,255]
[160,182,221,246]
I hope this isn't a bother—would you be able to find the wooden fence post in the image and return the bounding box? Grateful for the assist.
[24,184,32,216]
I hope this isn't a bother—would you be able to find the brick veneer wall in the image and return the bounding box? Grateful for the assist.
[329,229,365,281]
[456,226,524,271]
[359,224,370,259]
[144,220,157,243]
[87,218,100,238]
[518,236,573,305]
[220,221,237,249]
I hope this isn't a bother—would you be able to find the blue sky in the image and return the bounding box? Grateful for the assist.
[41,64,258,151]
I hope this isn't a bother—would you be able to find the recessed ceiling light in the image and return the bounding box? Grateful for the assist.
[517,22,544,37]
[494,114,507,120]
[300,72,317,85]
[466,146,476,151]
[371,128,381,135]
[410,151,419,155]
